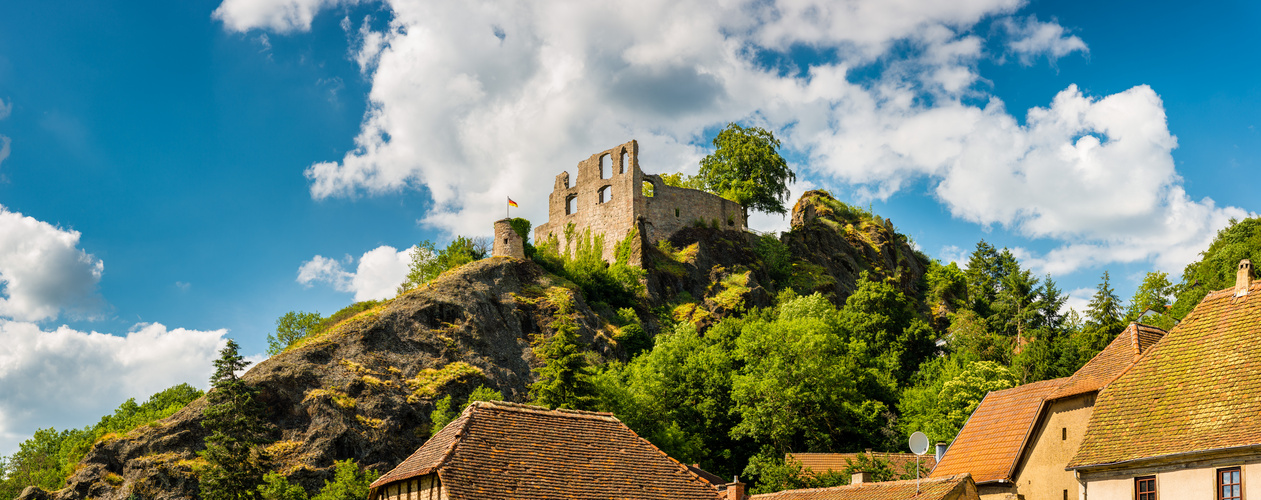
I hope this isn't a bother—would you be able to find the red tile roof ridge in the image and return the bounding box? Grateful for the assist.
[1045,323,1166,402]
[370,410,473,489]
[613,410,722,487]
[464,400,621,421]
[929,377,1067,484]
[998,378,1071,482]
[749,473,971,500]
[1200,281,1261,302]
[462,400,714,486]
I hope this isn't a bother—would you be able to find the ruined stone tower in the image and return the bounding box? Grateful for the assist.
[492,219,525,259]
[533,140,745,265]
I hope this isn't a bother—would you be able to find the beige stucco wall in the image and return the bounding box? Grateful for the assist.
[1248,463,1261,500]
[1012,394,1094,500]
[976,483,1017,500]
[1084,477,1130,500]
[1081,461,1261,500]
[1158,467,1215,500]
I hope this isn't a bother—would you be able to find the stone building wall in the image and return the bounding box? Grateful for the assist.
[641,174,746,244]
[492,218,525,259]
[533,139,745,265]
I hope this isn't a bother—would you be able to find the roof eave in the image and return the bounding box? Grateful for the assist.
[1069,443,1261,473]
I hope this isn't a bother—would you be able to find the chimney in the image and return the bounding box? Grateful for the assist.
[724,476,746,500]
[1236,260,1253,297]
[935,442,948,463]
[851,471,872,485]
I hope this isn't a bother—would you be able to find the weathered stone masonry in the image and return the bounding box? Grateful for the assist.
[533,140,745,265]
[492,218,525,259]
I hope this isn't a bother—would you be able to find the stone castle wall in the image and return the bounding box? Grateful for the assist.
[533,140,745,265]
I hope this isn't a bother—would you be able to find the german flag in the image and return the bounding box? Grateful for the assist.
[508,197,519,208]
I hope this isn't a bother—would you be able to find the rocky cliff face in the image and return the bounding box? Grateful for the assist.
[23,191,929,500]
[21,258,614,500]
[643,190,929,331]
[783,190,929,305]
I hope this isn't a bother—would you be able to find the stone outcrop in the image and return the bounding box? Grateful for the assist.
[782,190,928,305]
[19,258,614,500]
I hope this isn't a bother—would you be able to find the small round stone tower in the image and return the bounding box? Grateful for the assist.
[493,219,526,259]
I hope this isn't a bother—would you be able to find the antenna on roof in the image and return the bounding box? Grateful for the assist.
[909,431,928,495]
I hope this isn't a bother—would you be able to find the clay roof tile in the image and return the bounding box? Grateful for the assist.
[750,473,977,500]
[371,401,722,500]
[1069,282,1261,468]
[927,377,1066,484]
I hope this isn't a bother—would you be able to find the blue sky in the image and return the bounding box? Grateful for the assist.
[0,0,1257,453]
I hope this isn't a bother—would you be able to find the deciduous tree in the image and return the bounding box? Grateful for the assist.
[267,311,322,355]
[697,123,795,224]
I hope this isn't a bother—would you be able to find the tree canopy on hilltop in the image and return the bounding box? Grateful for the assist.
[697,123,796,223]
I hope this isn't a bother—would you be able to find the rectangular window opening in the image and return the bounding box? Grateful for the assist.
[1219,467,1242,500]
[1136,476,1157,500]
[1062,427,1067,440]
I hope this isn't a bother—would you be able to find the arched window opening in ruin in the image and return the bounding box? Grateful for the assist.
[642,180,655,197]
[619,151,628,174]
[598,186,610,204]
[599,154,609,179]
[566,194,578,215]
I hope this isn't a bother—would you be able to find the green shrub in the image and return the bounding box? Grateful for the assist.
[0,384,204,497]
[310,459,379,500]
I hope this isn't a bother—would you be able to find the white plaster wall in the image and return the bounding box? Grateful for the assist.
[1246,463,1261,500]
[1159,467,1215,500]
[1086,477,1132,500]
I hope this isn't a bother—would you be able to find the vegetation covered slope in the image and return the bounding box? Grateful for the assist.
[17,190,1227,499]
[15,259,616,500]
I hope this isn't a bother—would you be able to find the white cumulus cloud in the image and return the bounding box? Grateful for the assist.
[1003,15,1088,65]
[0,207,105,322]
[297,245,414,301]
[213,0,359,33]
[0,320,227,455]
[217,0,1238,276]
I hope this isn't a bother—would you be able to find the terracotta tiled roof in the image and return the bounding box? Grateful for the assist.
[928,378,1067,484]
[1046,323,1166,401]
[750,473,977,500]
[1069,282,1261,469]
[370,401,722,500]
[788,453,936,476]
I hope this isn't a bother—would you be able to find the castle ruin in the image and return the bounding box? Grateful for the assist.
[532,139,746,265]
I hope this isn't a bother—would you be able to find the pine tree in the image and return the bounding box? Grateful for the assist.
[201,339,272,500]
[963,240,1001,315]
[529,319,597,411]
[1079,271,1125,356]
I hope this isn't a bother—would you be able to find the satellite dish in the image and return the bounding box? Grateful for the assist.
[909,431,929,456]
